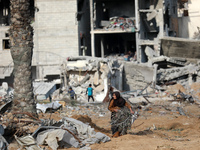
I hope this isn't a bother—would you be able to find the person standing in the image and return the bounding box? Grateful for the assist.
[68,87,75,99]
[86,84,94,102]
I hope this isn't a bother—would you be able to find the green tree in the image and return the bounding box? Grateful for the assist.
[9,0,37,117]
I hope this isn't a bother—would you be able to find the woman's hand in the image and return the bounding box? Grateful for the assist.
[130,109,135,114]
[114,109,118,112]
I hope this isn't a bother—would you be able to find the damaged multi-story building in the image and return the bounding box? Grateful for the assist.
[0,0,91,85]
[0,0,200,90]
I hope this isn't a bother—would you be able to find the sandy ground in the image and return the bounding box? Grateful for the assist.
[53,99,200,150]
[8,101,200,150]
[8,83,200,150]
[88,102,200,150]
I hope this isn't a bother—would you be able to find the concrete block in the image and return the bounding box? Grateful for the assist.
[146,10,157,21]
[145,46,156,59]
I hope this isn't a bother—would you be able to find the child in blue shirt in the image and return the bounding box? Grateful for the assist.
[86,84,94,102]
[68,87,75,99]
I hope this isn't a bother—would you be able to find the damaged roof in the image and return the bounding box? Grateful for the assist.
[33,82,56,99]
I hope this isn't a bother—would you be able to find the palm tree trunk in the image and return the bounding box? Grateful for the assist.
[9,0,37,117]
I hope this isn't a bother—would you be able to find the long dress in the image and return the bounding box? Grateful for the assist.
[108,99,133,135]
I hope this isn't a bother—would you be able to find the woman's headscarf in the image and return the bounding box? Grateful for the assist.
[113,91,126,107]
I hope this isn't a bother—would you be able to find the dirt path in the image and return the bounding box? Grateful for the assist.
[89,101,200,150]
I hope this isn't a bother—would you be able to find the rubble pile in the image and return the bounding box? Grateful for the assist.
[60,103,108,118]
[0,82,13,100]
[101,16,136,32]
[1,78,200,149]
[1,55,200,149]
[60,56,124,102]
[157,62,200,88]
[0,82,13,115]
[0,103,111,150]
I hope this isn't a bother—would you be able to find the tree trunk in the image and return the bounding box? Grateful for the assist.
[9,0,37,117]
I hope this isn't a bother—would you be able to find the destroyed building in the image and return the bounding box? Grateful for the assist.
[0,0,200,90]
[0,0,91,84]
[161,0,200,61]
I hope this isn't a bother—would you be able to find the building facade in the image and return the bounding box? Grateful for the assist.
[0,0,199,85]
[0,0,91,83]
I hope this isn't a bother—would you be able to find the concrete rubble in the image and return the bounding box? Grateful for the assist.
[100,16,136,32]
[33,82,56,101]
[13,117,111,150]
[60,56,124,103]
[145,46,186,67]
[36,101,62,113]
[1,55,200,149]
[0,82,13,100]
[157,63,200,86]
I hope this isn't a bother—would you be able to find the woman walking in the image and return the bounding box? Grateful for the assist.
[108,91,135,137]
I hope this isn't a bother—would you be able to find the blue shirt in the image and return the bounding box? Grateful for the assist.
[87,87,93,96]
[68,90,75,98]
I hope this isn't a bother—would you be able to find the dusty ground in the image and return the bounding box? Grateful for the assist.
[8,83,200,150]
[88,102,200,150]
[8,101,200,150]
[33,100,200,150]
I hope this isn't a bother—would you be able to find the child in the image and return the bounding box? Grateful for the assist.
[68,87,75,99]
[86,84,94,102]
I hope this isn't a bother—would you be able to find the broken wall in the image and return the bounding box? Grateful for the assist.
[138,0,164,63]
[123,62,154,91]
[161,37,200,59]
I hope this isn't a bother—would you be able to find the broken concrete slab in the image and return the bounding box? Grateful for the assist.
[62,117,110,145]
[146,10,158,21]
[157,64,199,82]
[95,84,104,92]
[33,82,56,101]
[150,55,186,66]
[36,101,62,113]
[161,37,200,59]
[123,62,154,91]
[15,135,41,150]
[36,129,79,149]
[145,46,157,60]
[93,71,100,86]
[80,74,91,85]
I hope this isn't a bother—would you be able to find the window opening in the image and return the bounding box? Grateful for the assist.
[3,39,10,50]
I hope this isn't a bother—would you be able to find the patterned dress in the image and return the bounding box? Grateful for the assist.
[108,98,133,135]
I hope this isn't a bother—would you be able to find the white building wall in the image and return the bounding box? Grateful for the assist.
[0,0,79,79]
[33,0,79,65]
[178,0,200,39]
[33,0,79,78]
[0,26,12,67]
